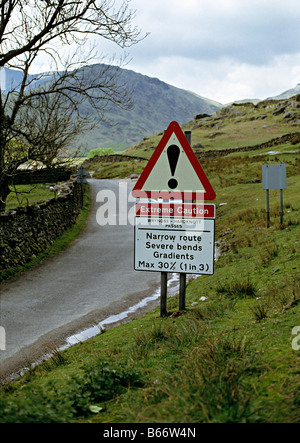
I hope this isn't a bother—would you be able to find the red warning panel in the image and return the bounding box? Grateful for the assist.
[132,121,216,200]
[135,202,215,218]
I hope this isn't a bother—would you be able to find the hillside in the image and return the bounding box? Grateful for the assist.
[1,65,221,151]
[131,94,300,155]
[83,94,300,179]
[267,83,300,100]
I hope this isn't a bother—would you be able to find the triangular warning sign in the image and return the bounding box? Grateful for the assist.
[132,121,216,200]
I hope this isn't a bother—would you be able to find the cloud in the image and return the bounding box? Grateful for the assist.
[130,0,300,64]
[125,0,300,102]
[128,53,300,104]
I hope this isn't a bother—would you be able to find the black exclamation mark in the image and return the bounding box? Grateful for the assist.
[167,144,180,189]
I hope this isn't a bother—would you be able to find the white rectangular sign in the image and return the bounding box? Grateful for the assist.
[134,216,215,275]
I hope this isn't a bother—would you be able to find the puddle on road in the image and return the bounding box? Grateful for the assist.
[6,274,184,380]
[62,246,220,350]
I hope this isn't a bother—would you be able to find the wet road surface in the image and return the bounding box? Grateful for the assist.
[0,179,161,378]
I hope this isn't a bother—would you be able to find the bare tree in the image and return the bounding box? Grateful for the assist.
[0,0,143,211]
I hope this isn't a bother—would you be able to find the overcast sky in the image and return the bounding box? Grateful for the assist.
[110,0,300,104]
[27,0,300,104]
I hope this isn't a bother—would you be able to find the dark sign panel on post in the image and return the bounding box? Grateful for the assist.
[262,163,286,190]
[262,163,287,227]
[76,166,88,184]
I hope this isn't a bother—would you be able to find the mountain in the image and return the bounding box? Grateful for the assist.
[1,67,23,90]
[1,65,221,151]
[1,67,53,91]
[4,63,297,151]
[219,84,300,108]
[266,83,300,100]
[76,66,222,150]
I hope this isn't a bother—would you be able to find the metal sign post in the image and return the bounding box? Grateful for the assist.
[179,273,186,311]
[280,188,284,225]
[161,272,168,317]
[266,189,270,228]
[179,130,191,311]
[76,166,88,206]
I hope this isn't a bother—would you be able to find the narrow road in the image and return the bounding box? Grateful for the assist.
[0,179,161,378]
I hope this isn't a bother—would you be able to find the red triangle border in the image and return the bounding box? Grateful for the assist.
[132,121,216,201]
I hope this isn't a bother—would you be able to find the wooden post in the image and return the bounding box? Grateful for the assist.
[160,272,168,317]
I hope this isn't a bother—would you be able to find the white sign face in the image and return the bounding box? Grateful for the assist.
[141,133,206,194]
[134,216,215,275]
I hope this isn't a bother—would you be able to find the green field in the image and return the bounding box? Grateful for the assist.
[89,159,147,180]
[0,141,299,423]
[82,95,300,181]
[5,184,55,211]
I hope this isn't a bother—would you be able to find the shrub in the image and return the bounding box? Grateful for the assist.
[216,277,257,299]
[87,147,114,158]
[0,359,144,422]
[250,302,268,322]
[162,334,262,423]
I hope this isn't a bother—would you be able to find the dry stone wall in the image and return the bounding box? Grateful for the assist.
[13,167,73,185]
[0,181,82,273]
[195,132,300,160]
